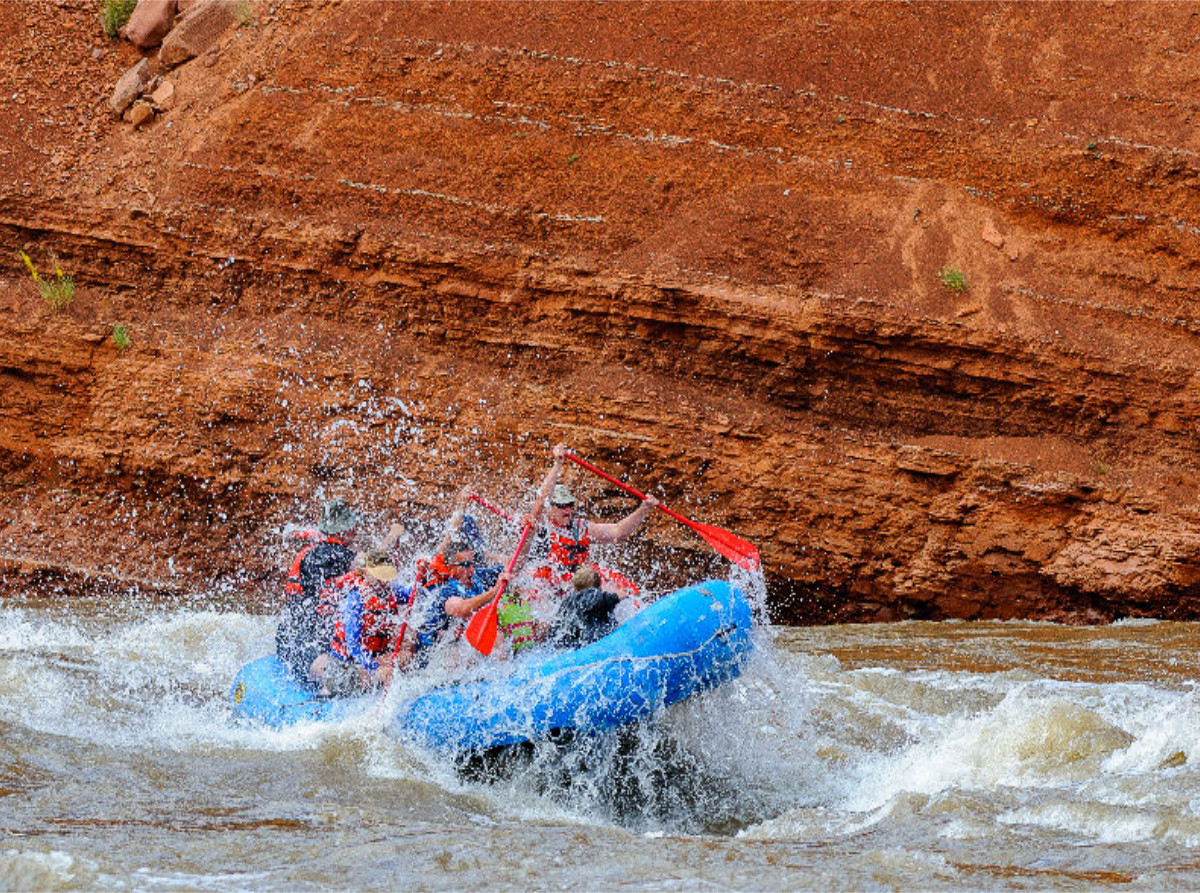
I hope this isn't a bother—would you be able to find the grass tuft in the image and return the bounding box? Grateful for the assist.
[19,249,75,311]
[938,267,968,292]
[99,0,137,38]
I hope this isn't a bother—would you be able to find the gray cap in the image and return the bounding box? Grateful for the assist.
[550,484,576,507]
[318,499,362,534]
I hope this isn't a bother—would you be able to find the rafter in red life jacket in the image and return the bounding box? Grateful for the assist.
[283,531,352,599]
[547,517,591,569]
[327,570,403,664]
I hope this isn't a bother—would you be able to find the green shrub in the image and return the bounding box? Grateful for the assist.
[112,324,131,351]
[99,0,137,38]
[938,267,968,292]
[19,249,75,312]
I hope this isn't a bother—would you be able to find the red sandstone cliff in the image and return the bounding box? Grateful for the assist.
[3,1,1200,623]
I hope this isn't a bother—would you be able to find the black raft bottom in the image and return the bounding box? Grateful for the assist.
[451,724,760,836]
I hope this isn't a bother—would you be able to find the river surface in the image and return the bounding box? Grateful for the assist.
[3,576,1200,891]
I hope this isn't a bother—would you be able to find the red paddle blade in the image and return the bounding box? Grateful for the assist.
[465,522,530,657]
[465,599,500,655]
[687,519,761,572]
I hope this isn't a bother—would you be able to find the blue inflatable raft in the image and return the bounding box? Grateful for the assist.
[230,578,753,753]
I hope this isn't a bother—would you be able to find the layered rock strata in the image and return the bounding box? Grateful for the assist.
[3,1,1200,623]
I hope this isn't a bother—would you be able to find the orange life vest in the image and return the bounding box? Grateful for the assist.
[530,517,591,588]
[284,532,350,598]
[414,553,453,592]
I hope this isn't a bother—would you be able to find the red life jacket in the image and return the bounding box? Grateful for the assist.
[532,518,591,591]
[549,517,590,569]
[414,554,452,591]
[530,517,643,601]
[284,532,349,599]
[327,570,402,663]
[595,565,639,599]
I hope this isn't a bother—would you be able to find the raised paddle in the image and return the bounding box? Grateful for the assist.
[464,520,534,656]
[469,492,514,522]
[565,452,761,572]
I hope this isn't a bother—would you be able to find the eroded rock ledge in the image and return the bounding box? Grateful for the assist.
[3,1,1200,624]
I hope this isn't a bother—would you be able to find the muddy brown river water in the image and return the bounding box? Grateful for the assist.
[3,581,1200,891]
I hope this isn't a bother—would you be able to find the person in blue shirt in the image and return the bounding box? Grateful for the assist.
[424,487,504,591]
[312,548,413,697]
[412,537,511,666]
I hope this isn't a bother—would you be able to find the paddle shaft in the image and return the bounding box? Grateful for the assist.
[564,452,690,526]
[564,451,761,571]
[469,493,514,522]
[489,520,533,605]
[386,583,420,666]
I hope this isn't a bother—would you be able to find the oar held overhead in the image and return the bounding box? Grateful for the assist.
[564,452,760,572]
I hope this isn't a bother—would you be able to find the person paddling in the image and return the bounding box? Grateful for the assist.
[525,442,657,600]
[415,487,503,594]
[411,537,514,668]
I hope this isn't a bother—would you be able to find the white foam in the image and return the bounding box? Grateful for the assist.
[0,849,97,891]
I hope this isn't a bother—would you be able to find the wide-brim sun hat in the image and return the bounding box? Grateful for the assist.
[363,548,398,582]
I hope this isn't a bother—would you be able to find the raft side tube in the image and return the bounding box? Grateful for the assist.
[390,579,753,752]
[229,654,369,726]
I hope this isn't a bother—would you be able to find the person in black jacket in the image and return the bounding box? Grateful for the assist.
[546,565,631,650]
[275,499,363,683]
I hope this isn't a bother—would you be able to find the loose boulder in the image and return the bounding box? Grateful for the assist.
[110,58,153,116]
[149,79,176,111]
[159,0,241,67]
[120,0,178,50]
[128,100,156,129]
